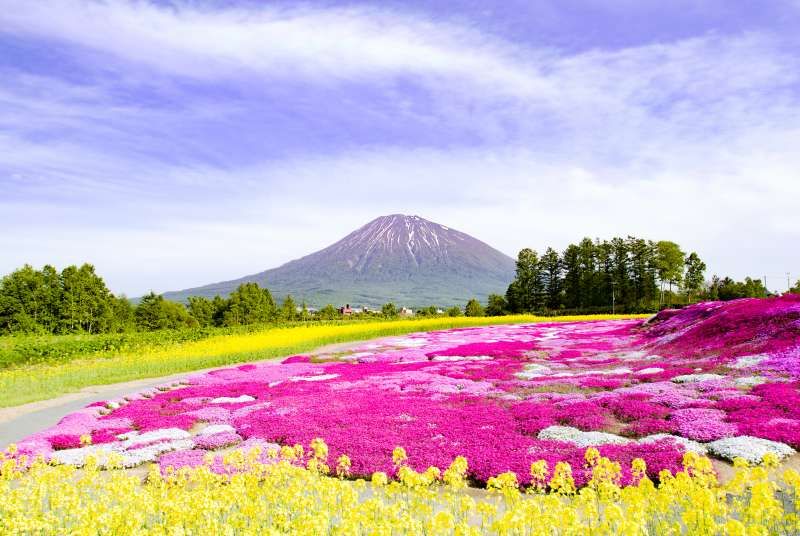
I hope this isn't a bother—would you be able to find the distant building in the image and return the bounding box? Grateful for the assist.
[338,304,353,316]
[399,307,414,317]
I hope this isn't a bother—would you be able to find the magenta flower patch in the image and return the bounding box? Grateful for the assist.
[11,295,800,486]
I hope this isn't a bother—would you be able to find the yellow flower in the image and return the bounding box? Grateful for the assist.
[392,446,407,467]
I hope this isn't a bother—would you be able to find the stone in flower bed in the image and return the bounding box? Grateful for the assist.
[537,426,632,448]
[671,373,725,383]
[637,434,707,455]
[706,436,797,464]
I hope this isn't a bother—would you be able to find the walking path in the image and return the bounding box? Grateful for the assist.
[0,337,385,449]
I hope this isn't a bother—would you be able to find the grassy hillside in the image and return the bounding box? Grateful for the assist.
[0,314,647,407]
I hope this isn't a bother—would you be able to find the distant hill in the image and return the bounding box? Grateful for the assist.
[162,214,516,307]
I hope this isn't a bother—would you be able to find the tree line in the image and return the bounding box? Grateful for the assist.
[491,236,776,315]
[0,264,475,335]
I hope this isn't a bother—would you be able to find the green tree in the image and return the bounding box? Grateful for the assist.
[280,295,297,321]
[464,298,484,317]
[446,305,463,317]
[223,283,275,326]
[789,280,800,295]
[187,296,216,327]
[135,293,196,331]
[485,294,508,316]
[539,247,562,310]
[299,302,311,321]
[108,295,135,332]
[381,302,398,318]
[655,241,685,306]
[513,248,544,312]
[683,252,706,302]
[59,264,115,333]
[319,304,338,320]
[561,244,582,310]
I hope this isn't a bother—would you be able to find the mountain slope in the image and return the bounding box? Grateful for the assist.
[163,214,516,307]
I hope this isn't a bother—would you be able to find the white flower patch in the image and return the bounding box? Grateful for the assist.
[198,424,236,436]
[538,426,632,448]
[432,355,493,362]
[636,367,664,375]
[584,367,633,376]
[268,381,283,387]
[638,434,707,454]
[289,373,339,382]
[393,338,428,348]
[211,395,256,404]
[119,428,191,447]
[730,354,769,369]
[671,374,725,383]
[707,436,796,464]
[50,444,123,467]
[120,439,195,468]
[735,376,767,388]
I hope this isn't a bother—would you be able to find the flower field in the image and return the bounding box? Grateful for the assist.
[3,295,800,533]
[0,314,628,407]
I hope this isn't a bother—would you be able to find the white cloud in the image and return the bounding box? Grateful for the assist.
[1,1,799,294]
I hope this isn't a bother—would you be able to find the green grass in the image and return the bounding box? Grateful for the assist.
[0,314,648,408]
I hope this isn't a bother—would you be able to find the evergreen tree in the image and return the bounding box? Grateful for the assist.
[485,294,508,316]
[513,248,544,312]
[135,292,196,331]
[539,247,562,310]
[464,298,484,317]
[561,244,582,310]
[280,295,297,321]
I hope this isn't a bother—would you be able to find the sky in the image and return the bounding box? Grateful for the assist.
[1,0,799,296]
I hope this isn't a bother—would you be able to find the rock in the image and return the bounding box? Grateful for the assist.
[706,436,796,464]
[671,374,725,384]
[637,434,707,454]
[538,426,632,447]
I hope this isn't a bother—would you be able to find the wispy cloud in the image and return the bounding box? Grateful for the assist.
[1,0,798,294]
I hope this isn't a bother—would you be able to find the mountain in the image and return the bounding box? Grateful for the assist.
[162,214,517,307]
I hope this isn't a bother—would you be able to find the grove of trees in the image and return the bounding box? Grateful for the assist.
[502,237,770,314]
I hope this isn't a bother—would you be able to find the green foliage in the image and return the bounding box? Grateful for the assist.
[683,253,707,299]
[485,294,508,316]
[506,237,703,314]
[464,298,484,317]
[790,280,800,295]
[446,306,462,317]
[705,276,768,301]
[223,283,276,326]
[187,296,216,327]
[135,293,198,331]
[319,304,339,320]
[415,306,440,318]
[0,264,124,335]
[381,302,398,318]
[280,295,297,322]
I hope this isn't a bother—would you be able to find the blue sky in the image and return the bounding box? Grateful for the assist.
[1,0,799,296]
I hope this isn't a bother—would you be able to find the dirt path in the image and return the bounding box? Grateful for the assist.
[0,336,393,449]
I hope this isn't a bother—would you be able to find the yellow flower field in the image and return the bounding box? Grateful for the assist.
[1,441,797,535]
